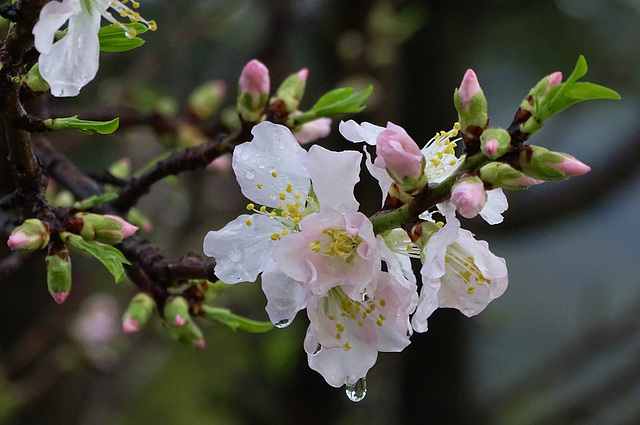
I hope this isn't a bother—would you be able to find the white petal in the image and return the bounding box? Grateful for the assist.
[32,0,78,54]
[38,7,101,97]
[306,145,361,214]
[232,122,310,208]
[364,146,393,207]
[338,120,385,145]
[261,259,308,325]
[479,189,508,225]
[421,205,460,280]
[203,213,284,284]
[411,277,440,333]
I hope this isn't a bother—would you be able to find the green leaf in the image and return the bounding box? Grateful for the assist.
[201,306,274,333]
[63,233,130,283]
[44,116,120,135]
[538,55,620,122]
[73,192,119,210]
[293,85,374,125]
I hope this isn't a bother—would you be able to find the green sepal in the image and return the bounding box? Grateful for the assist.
[292,85,373,125]
[535,55,620,124]
[73,192,118,210]
[201,306,274,333]
[98,23,148,52]
[44,116,120,135]
[123,292,155,329]
[46,248,72,300]
[61,232,130,283]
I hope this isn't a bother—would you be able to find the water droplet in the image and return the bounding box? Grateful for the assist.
[258,163,265,169]
[278,143,285,150]
[360,292,369,302]
[228,250,244,263]
[241,152,249,160]
[345,377,367,402]
[275,319,290,328]
[311,343,322,355]
[245,170,255,179]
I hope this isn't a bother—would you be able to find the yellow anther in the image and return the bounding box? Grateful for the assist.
[336,324,345,332]
[132,1,140,7]
[246,203,255,210]
[269,211,276,217]
[467,287,475,294]
[379,314,386,321]
[245,218,252,226]
[336,333,341,340]
[148,20,157,31]
[270,233,281,241]
[344,342,352,350]
[260,206,267,213]
[286,183,293,193]
[379,299,386,307]
[376,320,383,327]
[460,270,471,283]
[257,183,263,189]
[449,159,457,166]
[295,193,302,199]
[293,217,300,223]
[271,171,278,178]
[328,315,335,320]
[281,230,288,236]
[358,321,364,327]
[279,192,286,201]
[436,221,444,228]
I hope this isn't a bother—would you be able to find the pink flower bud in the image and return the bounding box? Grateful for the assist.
[458,69,482,111]
[294,117,332,144]
[104,215,138,239]
[483,138,499,156]
[374,122,423,181]
[297,68,309,82]
[7,230,34,250]
[196,339,206,349]
[550,154,591,177]
[507,174,545,188]
[239,59,270,105]
[122,315,140,334]
[547,71,562,89]
[450,177,487,219]
[174,315,186,327]
[52,291,69,305]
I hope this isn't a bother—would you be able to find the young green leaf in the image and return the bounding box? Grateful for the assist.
[293,85,374,125]
[201,306,274,333]
[62,233,130,283]
[73,192,119,211]
[44,116,120,135]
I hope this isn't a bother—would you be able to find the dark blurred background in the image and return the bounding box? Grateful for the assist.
[1,0,639,424]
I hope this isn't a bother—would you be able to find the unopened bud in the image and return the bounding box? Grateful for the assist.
[189,80,226,121]
[519,146,590,181]
[46,245,72,304]
[374,122,425,187]
[518,71,564,136]
[77,213,138,245]
[479,162,544,191]
[293,117,332,144]
[271,68,308,115]
[454,69,488,137]
[122,292,155,334]
[7,219,50,251]
[480,127,511,159]
[237,59,270,123]
[108,158,132,180]
[450,176,487,219]
[163,296,204,347]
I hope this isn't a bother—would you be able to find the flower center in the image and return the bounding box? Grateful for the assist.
[423,122,463,182]
[444,243,492,294]
[99,0,157,38]
[309,227,361,261]
[324,287,388,350]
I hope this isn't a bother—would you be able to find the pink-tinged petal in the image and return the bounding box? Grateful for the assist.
[411,277,440,333]
[458,69,482,110]
[338,120,385,145]
[173,315,186,327]
[104,215,138,239]
[547,71,563,88]
[483,138,499,156]
[306,145,362,214]
[7,230,32,250]
[550,155,591,176]
[122,316,140,334]
[294,117,332,144]
[203,213,285,284]
[51,291,70,304]
[38,7,101,96]
[450,178,487,219]
[479,189,508,225]
[233,122,310,209]
[297,68,309,81]
[261,259,308,326]
[437,229,508,317]
[421,203,460,280]
[196,339,206,349]
[363,147,393,206]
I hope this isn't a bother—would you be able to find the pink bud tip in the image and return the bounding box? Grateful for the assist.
[7,230,31,250]
[547,71,563,88]
[196,339,206,349]
[212,80,227,96]
[459,69,482,110]
[374,122,423,181]
[553,155,591,176]
[51,291,69,304]
[122,316,140,334]
[484,138,499,156]
[239,59,270,97]
[294,117,332,144]
[174,315,186,327]
[297,68,309,81]
[143,221,154,233]
[451,179,487,219]
[104,215,138,239]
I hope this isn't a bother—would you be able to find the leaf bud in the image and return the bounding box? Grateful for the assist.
[76,213,138,245]
[271,68,308,115]
[479,162,544,191]
[163,296,205,348]
[519,146,591,181]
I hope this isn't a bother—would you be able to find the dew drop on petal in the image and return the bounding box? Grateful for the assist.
[258,163,265,169]
[360,291,369,302]
[311,343,322,355]
[241,152,249,161]
[345,377,367,402]
[228,250,244,263]
[275,319,290,328]
[245,170,255,180]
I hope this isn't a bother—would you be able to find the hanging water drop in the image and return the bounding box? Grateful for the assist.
[311,343,322,355]
[274,319,290,328]
[345,377,367,402]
